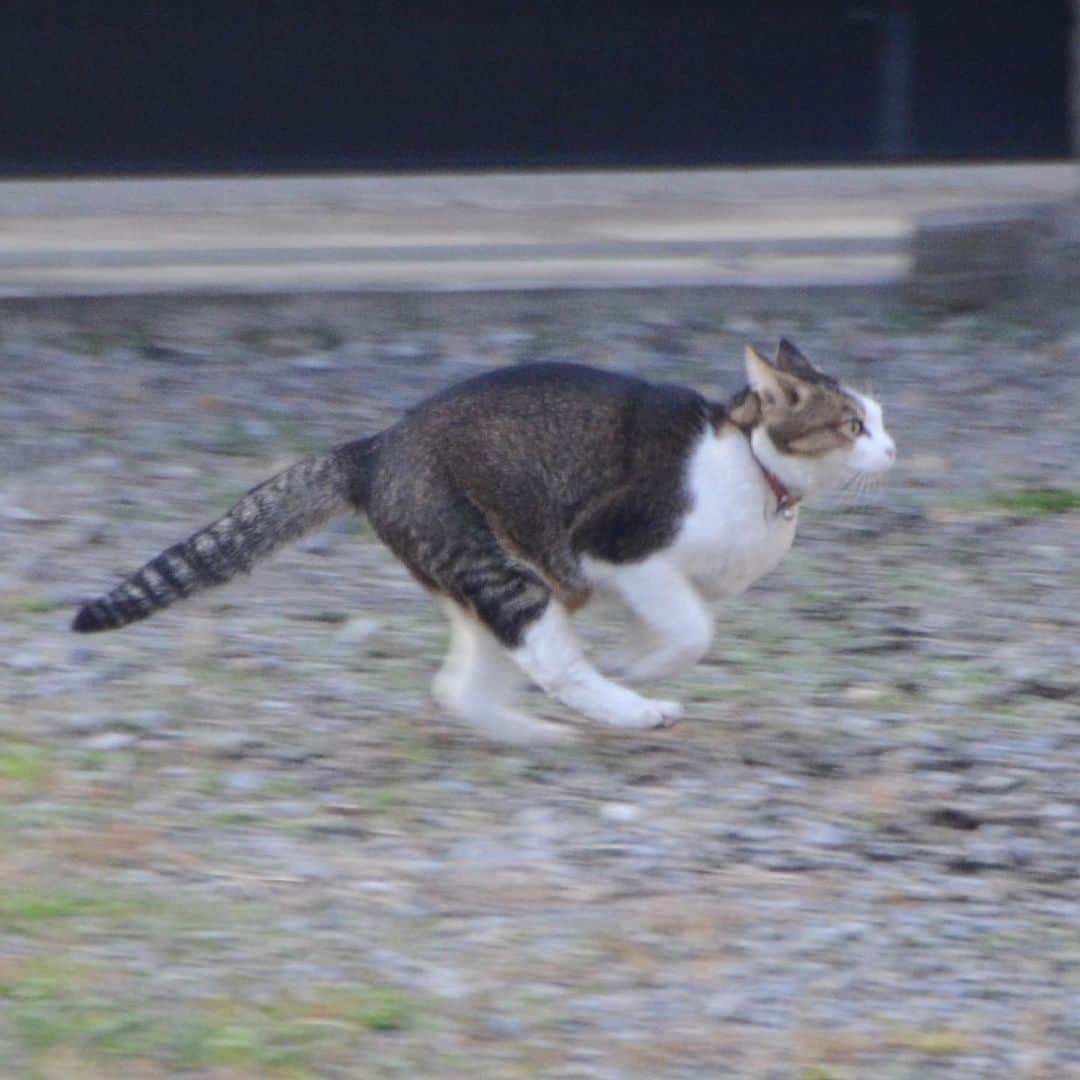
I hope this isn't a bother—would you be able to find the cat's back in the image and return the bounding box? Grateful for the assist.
[391,361,706,462]
[366,361,720,587]
[411,361,658,422]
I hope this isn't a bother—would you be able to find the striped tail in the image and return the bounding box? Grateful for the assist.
[72,437,378,634]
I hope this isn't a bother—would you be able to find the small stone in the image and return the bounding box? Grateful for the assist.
[335,617,381,645]
[486,330,532,348]
[705,991,755,1023]
[290,857,336,881]
[726,317,760,335]
[292,355,337,370]
[201,732,263,759]
[64,712,112,733]
[267,800,314,819]
[968,773,1024,795]
[844,684,890,704]
[149,462,200,479]
[125,709,173,731]
[241,418,274,439]
[512,806,557,828]
[8,652,48,673]
[84,732,137,751]
[0,502,42,522]
[801,823,851,849]
[382,342,424,359]
[599,802,642,824]
[482,1014,526,1039]
[224,769,265,793]
[960,831,1023,870]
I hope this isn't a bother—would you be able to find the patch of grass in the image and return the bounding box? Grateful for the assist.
[878,562,944,596]
[969,310,1039,341]
[207,810,263,825]
[66,330,130,357]
[193,417,267,458]
[885,1024,978,1055]
[0,884,153,932]
[365,785,405,814]
[989,486,1080,516]
[6,981,422,1073]
[1,593,67,615]
[333,987,417,1031]
[194,766,227,795]
[882,305,944,333]
[0,956,94,1002]
[74,750,110,772]
[0,744,52,788]
[236,325,344,357]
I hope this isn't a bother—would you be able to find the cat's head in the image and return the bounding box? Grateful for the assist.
[742,339,895,500]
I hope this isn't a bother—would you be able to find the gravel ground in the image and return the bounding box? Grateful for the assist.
[1,289,1078,1079]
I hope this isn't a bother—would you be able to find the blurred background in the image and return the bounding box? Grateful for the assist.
[0,0,1072,172]
[1,4,1078,1079]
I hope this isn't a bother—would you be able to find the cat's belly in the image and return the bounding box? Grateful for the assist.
[580,506,796,600]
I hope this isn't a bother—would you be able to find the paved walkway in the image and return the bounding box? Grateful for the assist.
[0,164,1073,296]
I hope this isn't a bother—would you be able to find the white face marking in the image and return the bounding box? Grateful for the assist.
[844,390,896,477]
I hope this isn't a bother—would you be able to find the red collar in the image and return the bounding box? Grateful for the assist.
[751,451,799,519]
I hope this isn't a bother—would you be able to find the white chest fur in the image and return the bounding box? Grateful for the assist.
[665,427,797,598]
[584,427,797,602]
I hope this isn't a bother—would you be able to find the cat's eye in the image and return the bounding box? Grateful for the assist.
[844,417,865,437]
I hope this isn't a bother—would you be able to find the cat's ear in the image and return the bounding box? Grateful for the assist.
[745,344,807,411]
[745,345,785,406]
[775,337,820,379]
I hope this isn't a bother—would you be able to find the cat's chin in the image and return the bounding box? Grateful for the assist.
[807,439,896,497]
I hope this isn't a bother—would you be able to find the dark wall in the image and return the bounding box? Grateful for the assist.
[0,1,1068,177]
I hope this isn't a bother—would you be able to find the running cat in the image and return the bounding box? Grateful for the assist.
[73,338,895,744]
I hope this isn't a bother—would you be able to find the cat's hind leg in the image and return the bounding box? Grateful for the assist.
[432,600,574,745]
[435,524,679,732]
[603,558,713,683]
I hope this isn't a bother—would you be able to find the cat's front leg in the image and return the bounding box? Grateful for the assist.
[511,603,682,729]
[603,558,713,683]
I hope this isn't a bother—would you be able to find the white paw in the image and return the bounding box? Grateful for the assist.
[640,697,682,728]
[603,694,683,730]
